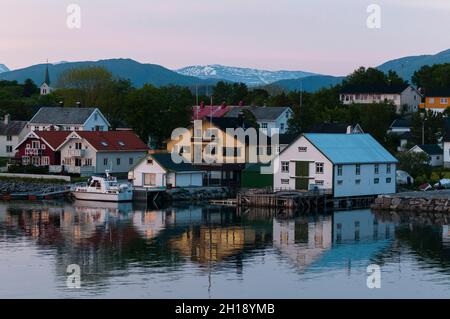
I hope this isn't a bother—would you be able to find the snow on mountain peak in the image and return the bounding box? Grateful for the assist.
[0,64,10,73]
[175,64,317,86]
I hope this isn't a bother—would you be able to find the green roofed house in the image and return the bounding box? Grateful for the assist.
[274,133,398,198]
[128,152,205,189]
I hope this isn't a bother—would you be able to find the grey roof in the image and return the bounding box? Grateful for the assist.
[0,120,27,136]
[225,106,291,121]
[390,118,411,129]
[29,107,98,125]
[414,144,443,156]
[152,153,202,172]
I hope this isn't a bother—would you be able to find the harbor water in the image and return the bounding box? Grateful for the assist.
[0,200,449,298]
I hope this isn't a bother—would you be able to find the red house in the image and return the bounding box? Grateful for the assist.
[14,131,70,166]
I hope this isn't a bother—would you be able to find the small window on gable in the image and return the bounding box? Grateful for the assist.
[41,144,46,150]
[147,159,153,164]
[298,147,307,152]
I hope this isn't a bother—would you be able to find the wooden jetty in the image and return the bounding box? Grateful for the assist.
[237,189,333,212]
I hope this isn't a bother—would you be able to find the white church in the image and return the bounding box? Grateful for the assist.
[40,63,54,96]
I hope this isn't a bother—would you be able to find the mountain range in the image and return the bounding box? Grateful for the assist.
[0,59,215,87]
[0,48,449,92]
[176,64,317,86]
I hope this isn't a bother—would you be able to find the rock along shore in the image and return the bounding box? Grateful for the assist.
[371,191,450,213]
[0,180,69,195]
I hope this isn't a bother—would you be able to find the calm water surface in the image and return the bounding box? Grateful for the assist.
[0,200,449,298]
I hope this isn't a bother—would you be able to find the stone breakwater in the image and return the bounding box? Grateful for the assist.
[371,191,450,213]
[0,180,69,195]
[165,187,232,202]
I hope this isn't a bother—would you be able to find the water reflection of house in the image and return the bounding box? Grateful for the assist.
[132,210,176,239]
[170,226,257,263]
[443,225,450,248]
[272,216,332,270]
[333,209,393,243]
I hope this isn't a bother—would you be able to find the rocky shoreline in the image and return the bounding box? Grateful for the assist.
[0,180,69,195]
[165,187,232,202]
[371,192,450,213]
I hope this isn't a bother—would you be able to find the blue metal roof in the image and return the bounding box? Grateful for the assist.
[303,133,398,164]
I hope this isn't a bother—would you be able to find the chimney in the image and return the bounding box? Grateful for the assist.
[3,114,9,125]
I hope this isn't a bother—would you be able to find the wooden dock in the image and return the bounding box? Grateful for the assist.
[236,189,333,212]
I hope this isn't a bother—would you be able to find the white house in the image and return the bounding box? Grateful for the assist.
[274,133,398,198]
[51,130,148,175]
[225,106,293,134]
[27,107,110,132]
[409,144,443,167]
[0,114,28,157]
[340,84,422,114]
[128,153,205,188]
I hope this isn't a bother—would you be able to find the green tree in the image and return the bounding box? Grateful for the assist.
[23,78,38,97]
[409,110,445,145]
[412,63,450,91]
[396,151,432,179]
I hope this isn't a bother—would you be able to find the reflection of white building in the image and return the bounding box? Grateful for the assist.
[333,209,393,243]
[443,225,450,248]
[132,210,175,239]
[272,216,332,270]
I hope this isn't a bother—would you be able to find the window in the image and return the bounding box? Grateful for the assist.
[84,158,92,166]
[374,178,380,184]
[298,146,307,152]
[41,144,46,150]
[355,164,360,175]
[386,164,391,174]
[355,179,361,184]
[280,123,285,131]
[26,144,30,149]
[316,162,324,174]
[374,164,379,174]
[337,180,343,185]
[143,173,156,186]
[41,157,49,166]
[6,145,12,153]
[101,141,108,147]
[6,135,12,141]
[103,158,108,166]
[118,141,125,147]
[147,159,153,164]
[75,142,82,150]
[315,180,324,185]
[32,141,40,149]
[281,161,289,173]
[22,156,30,165]
[129,157,134,165]
[337,165,343,176]
[281,179,290,185]
[441,98,448,104]
[94,113,98,121]
[222,147,241,157]
[386,178,392,183]
[437,156,440,160]
[261,123,268,129]
[117,158,121,165]
[429,98,435,104]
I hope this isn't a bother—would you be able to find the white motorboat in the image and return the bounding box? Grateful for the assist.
[71,170,133,202]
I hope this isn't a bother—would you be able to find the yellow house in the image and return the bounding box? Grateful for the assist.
[419,90,450,112]
[167,117,274,186]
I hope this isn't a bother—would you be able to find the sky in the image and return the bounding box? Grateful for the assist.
[0,0,449,75]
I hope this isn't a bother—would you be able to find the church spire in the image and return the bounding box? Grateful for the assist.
[43,59,50,85]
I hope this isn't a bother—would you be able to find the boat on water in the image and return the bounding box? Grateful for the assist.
[71,170,133,202]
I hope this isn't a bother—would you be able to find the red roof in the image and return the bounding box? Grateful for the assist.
[34,131,71,150]
[76,131,148,152]
[192,105,230,120]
